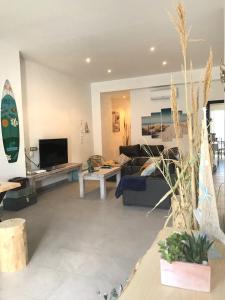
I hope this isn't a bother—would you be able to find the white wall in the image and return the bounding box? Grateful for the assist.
[21,59,93,173]
[0,42,26,181]
[101,93,113,160]
[131,80,224,148]
[91,67,221,155]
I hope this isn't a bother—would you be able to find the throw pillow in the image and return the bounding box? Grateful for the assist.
[119,144,140,157]
[141,162,156,176]
[140,144,164,156]
[117,153,131,165]
[145,157,160,164]
[162,147,179,160]
[140,157,160,171]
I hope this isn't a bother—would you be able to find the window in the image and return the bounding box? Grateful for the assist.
[208,101,225,141]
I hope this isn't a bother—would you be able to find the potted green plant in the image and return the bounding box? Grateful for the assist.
[158,232,213,292]
[98,285,123,300]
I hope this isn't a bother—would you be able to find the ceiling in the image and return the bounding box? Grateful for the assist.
[0,0,224,82]
[102,90,130,101]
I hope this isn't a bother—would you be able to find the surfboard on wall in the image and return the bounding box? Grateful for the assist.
[1,80,20,163]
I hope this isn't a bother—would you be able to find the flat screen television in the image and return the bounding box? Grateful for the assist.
[39,138,68,169]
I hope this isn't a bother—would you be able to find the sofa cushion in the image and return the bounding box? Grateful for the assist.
[141,163,156,176]
[117,153,131,165]
[119,144,140,157]
[123,177,171,209]
[121,165,142,177]
[154,147,179,175]
[140,157,161,171]
[162,147,179,160]
[131,157,149,166]
[140,144,164,157]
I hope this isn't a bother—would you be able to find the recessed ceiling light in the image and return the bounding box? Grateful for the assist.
[150,46,155,52]
[107,69,112,74]
[85,57,91,63]
[122,95,126,99]
[162,61,167,66]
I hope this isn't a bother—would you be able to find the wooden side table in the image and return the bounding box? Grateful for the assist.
[0,218,28,272]
[0,184,28,272]
[0,182,21,193]
[119,227,225,300]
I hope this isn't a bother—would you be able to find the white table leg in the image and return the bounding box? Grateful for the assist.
[116,171,121,186]
[100,178,106,200]
[79,175,84,198]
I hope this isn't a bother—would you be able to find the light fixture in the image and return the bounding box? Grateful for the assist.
[85,57,91,63]
[122,95,126,99]
[84,122,90,133]
[150,46,155,52]
[162,61,167,66]
[107,69,112,74]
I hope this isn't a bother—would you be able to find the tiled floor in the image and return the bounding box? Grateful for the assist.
[0,180,167,300]
[214,158,225,188]
[0,160,224,300]
[213,158,225,230]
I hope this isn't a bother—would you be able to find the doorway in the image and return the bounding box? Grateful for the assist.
[100,91,131,160]
[207,100,225,157]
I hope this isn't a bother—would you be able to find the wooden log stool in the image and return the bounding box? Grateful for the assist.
[0,218,28,272]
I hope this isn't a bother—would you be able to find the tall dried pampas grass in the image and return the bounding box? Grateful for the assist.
[150,2,214,230]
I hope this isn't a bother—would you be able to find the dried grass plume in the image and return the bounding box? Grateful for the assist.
[203,49,213,107]
[170,2,189,58]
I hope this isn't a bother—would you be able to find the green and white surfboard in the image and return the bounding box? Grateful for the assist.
[1,80,20,163]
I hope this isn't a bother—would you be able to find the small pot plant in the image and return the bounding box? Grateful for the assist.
[158,232,214,292]
[97,285,123,300]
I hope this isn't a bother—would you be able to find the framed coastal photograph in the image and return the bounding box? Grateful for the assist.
[179,111,188,136]
[150,112,162,139]
[112,111,120,132]
[161,108,188,141]
[141,116,151,136]
[141,108,187,140]
[161,108,174,141]
[142,113,162,138]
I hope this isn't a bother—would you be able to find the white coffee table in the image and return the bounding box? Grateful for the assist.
[79,166,121,200]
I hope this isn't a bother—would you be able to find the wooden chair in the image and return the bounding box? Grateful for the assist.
[218,140,225,158]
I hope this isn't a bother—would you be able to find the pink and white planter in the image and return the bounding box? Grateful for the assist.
[160,259,211,292]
